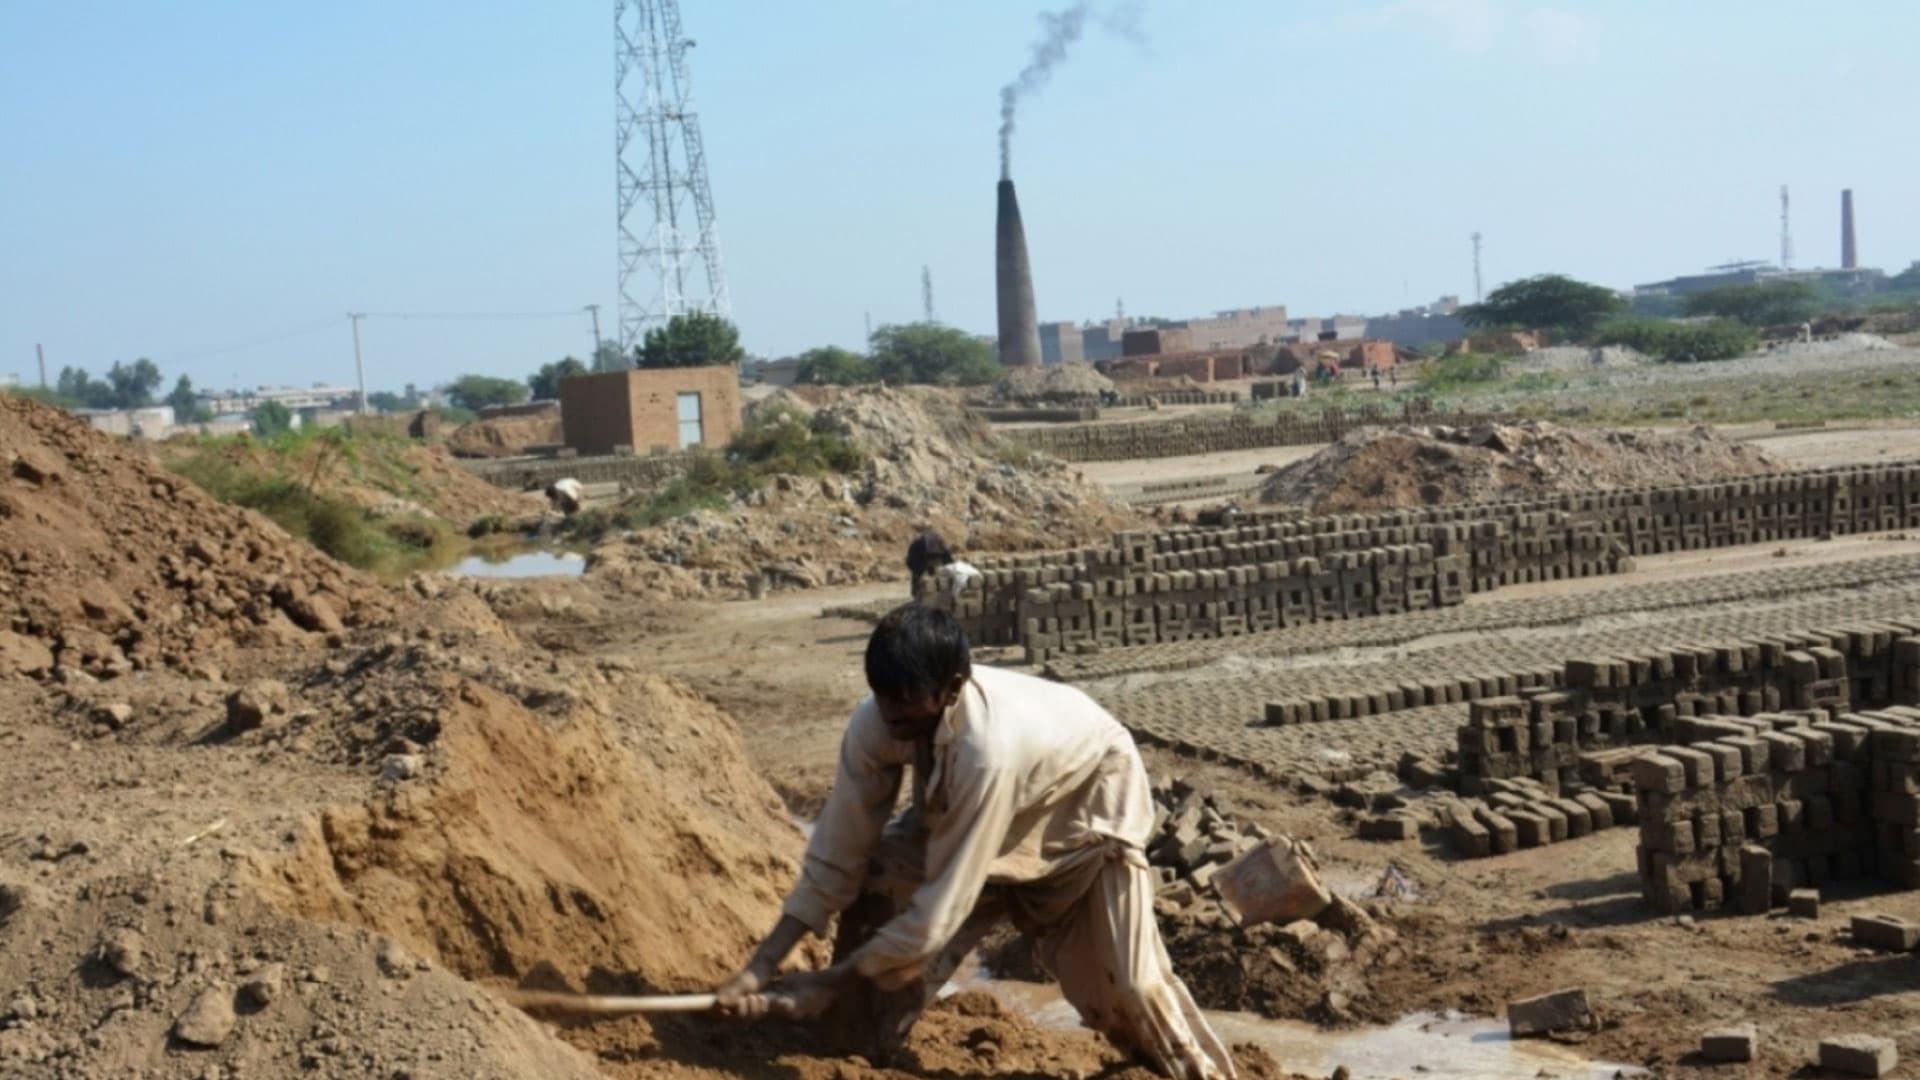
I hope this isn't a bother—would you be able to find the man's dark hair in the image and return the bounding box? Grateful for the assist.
[905,531,953,577]
[865,604,971,701]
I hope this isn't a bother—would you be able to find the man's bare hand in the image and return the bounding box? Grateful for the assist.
[741,969,839,1022]
[713,960,776,1018]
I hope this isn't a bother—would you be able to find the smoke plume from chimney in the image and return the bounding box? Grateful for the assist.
[997,1,1141,180]
[995,179,1042,368]
[1841,189,1858,270]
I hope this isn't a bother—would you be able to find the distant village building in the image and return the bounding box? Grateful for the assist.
[197,383,359,416]
[1037,322,1085,366]
[76,405,176,439]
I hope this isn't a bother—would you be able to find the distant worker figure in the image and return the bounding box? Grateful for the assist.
[544,477,585,516]
[936,556,982,600]
[1388,365,1398,387]
[905,531,953,597]
[1290,368,1306,398]
[1369,365,1382,390]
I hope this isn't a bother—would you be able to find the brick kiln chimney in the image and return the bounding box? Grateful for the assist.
[1841,189,1858,270]
[995,178,1042,368]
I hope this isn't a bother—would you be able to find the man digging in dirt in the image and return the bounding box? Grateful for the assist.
[716,604,1237,1079]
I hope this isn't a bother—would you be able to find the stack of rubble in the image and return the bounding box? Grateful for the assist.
[1146,778,1275,899]
[1142,779,1406,1024]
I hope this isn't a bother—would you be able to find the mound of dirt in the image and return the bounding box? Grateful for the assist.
[587,387,1138,598]
[998,361,1114,401]
[0,395,393,681]
[155,433,538,529]
[1259,420,1782,514]
[447,409,564,459]
[260,659,801,996]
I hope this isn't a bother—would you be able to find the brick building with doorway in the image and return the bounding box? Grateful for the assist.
[558,366,742,456]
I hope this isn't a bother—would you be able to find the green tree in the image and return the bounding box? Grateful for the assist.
[1593,315,1755,363]
[366,391,411,413]
[638,311,744,369]
[253,400,293,437]
[446,375,531,412]
[869,323,1002,386]
[528,356,589,399]
[165,374,213,423]
[1460,274,1625,338]
[106,358,164,409]
[793,345,877,386]
[56,366,115,408]
[1684,280,1822,327]
[592,340,631,373]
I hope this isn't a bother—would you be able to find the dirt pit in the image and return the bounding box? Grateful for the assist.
[1260,419,1782,513]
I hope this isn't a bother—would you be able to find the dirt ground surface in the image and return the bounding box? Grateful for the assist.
[16,381,1920,1080]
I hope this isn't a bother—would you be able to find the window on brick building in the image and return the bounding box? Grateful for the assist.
[676,391,704,448]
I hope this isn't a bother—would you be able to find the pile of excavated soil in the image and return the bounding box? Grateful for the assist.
[0,577,1297,1078]
[587,387,1138,598]
[0,585,794,1077]
[998,361,1114,401]
[446,409,564,460]
[0,395,394,681]
[1259,420,1782,514]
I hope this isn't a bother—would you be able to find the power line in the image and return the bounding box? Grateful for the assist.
[166,318,341,363]
[355,309,588,321]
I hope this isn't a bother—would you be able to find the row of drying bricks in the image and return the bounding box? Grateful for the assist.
[1045,551,1920,682]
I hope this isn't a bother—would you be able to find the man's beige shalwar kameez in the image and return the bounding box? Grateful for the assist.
[782,666,1236,1080]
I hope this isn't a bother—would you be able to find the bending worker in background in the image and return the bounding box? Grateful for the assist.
[717,604,1236,1080]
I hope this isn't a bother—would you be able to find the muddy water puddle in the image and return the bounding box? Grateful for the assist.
[950,968,1641,1080]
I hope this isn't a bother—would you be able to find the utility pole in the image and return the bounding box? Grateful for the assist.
[863,310,873,344]
[1779,184,1793,271]
[1471,232,1484,303]
[585,304,603,357]
[347,313,368,415]
[921,265,937,324]
[36,344,46,388]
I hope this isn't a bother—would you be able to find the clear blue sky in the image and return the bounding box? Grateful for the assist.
[3,1,1914,395]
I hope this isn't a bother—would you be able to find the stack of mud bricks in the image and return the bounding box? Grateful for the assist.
[1005,403,1500,463]
[943,463,1920,660]
[1634,712,1853,914]
[1443,618,1920,837]
[1441,777,1637,857]
[1267,665,1560,728]
[1459,693,1609,796]
[1632,706,1920,914]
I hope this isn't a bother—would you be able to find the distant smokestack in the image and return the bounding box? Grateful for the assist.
[995,178,1042,368]
[1841,189,1858,270]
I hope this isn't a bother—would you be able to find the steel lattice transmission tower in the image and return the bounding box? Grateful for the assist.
[615,0,730,353]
